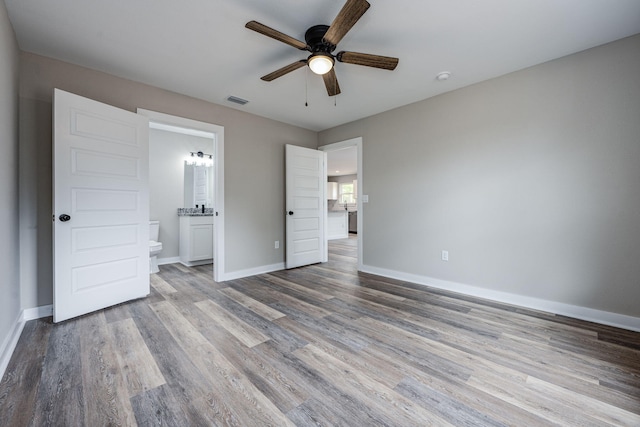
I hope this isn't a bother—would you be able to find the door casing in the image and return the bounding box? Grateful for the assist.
[137,109,225,282]
[318,137,363,270]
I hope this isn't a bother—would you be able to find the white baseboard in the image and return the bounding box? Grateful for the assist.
[23,304,53,321]
[158,256,180,265]
[360,264,640,333]
[328,233,349,240]
[179,259,213,267]
[0,304,54,379]
[0,311,25,381]
[222,262,285,281]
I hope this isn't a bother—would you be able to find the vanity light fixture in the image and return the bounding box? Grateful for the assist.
[190,150,213,159]
[187,151,214,166]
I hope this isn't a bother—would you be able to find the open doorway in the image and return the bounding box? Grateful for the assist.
[319,137,363,270]
[138,109,225,282]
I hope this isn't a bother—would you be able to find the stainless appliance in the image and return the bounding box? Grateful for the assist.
[348,211,357,233]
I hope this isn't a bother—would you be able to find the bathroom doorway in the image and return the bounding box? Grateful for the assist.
[138,109,225,282]
[319,137,363,270]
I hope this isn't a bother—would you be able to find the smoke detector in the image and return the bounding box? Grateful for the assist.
[436,71,451,81]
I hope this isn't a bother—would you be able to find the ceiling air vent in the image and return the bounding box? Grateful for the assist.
[227,95,249,105]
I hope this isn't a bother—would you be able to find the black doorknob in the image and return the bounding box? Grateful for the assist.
[288,211,294,215]
[59,214,71,222]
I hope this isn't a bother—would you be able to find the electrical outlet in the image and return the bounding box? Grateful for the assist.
[275,240,280,249]
[441,250,449,261]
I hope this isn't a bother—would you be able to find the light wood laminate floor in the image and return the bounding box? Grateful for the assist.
[1,235,640,426]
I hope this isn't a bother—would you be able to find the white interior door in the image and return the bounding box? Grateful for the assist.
[53,89,150,323]
[285,144,326,269]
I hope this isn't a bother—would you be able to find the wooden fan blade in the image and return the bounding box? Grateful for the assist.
[323,0,370,46]
[322,68,341,96]
[336,51,398,70]
[261,60,307,82]
[246,21,308,50]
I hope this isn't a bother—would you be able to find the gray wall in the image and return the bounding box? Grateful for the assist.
[0,1,20,354]
[149,128,213,259]
[18,52,317,310]
[319,34,640,318]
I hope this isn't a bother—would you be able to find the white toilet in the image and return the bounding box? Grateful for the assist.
[149,220,163,274]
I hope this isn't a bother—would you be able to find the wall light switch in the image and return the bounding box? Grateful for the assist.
[441,250,449,261]
[362,194,369,203]
[275,241,280,249]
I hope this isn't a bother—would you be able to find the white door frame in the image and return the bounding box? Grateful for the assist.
[318,137,363,270]
[137,109,225,282]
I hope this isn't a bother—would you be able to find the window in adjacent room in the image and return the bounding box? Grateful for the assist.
[339,182,355,204]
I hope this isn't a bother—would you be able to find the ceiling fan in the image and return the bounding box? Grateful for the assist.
[245,0,399,96]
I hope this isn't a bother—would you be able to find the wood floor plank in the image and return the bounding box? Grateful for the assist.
[353,315,475,384]
[130,383,191,426]
[256,342,408,427]
[293,343,456,426]
[286,397,358,426]
[394,376,507,427]
[237,276,333,319]
[167,294,310,414]
[195,298,271,348]
[102,301,133,324]
[0,318,50,426]
[219,286,286,321]
[384,351,552,427]
[3,236,640,425]
[128,299,241,425]
[29,319,85,426]
[150,273,178,296]
[77,312,137,426]
[206,282,309,353]
[274,310,371,353]
[271,312,405,390]
[262,273,336,302]
[150,300,294,426]
[526,375,640,426]
[107,318,166,397]
[467,368,610,426]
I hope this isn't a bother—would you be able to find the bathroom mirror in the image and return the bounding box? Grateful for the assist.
[184,163,214,207]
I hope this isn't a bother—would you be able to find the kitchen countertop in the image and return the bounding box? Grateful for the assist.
[177,207,214,216]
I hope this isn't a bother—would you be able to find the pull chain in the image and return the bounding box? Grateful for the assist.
[305,67,309,107]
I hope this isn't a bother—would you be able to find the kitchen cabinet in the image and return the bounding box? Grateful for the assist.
[327,181,338,200]
[327,211,348,240]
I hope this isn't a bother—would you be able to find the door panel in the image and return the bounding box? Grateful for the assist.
[285,144,326,269]
[53,89,149,322]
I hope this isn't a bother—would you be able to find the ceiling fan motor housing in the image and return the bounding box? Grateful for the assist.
[305,25,336,54]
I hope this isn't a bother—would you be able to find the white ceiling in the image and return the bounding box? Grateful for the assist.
[5,0,640,131]
[327,146,357,177]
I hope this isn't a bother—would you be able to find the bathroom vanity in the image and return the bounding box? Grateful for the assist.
[178,208,214,266]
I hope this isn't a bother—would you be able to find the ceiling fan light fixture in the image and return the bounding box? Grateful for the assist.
[308,54,334,75]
